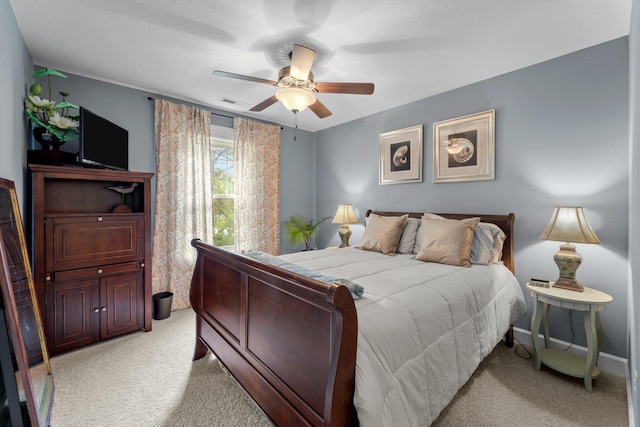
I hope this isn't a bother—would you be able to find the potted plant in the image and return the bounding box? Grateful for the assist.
[283,214,330,251]
[24,68,79,149]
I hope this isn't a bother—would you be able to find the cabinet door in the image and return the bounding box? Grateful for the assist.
[46,278,100,354]
[47,215,144,272]
[100,271,143,339]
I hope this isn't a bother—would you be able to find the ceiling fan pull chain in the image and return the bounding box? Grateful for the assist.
[293,109,299,141]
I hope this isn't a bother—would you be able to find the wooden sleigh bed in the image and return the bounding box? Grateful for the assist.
[189,211,522,426]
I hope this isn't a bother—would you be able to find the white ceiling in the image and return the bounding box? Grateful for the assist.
[9,0,632,132]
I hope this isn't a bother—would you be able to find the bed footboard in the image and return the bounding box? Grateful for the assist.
[189,239,358,426]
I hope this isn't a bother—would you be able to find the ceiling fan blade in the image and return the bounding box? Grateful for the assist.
[213,70,277,86]
[290,44,316,81]
[308,99,332,118]
[249,95,279,112]
[316,82,375,95]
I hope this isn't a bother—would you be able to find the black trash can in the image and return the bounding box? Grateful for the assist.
[152,292,174,320]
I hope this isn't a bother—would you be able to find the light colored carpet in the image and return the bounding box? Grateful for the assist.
[433,343,629,426]
[49,309,271,427]
[49,309,629,426]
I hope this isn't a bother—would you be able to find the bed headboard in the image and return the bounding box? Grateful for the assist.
[365,210,515,273]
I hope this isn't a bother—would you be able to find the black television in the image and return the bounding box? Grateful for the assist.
[78,107,129,170]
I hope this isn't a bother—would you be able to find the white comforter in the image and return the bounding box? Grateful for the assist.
[279,247,526,426]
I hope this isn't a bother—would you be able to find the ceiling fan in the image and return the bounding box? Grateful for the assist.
[213,44,375,118]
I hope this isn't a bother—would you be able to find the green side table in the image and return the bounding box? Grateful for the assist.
[527,282,612,392]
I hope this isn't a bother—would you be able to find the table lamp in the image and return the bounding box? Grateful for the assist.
[539,206,600,292]
[331,204,358,248]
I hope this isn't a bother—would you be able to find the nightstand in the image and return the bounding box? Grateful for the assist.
[527,282,612,392]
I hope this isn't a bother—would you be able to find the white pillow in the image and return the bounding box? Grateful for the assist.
[471,222,506,265]
[396,217,421,254]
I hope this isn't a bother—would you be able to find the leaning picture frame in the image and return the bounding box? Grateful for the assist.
[433,110,495,183]
[0,177,54,426]
[379,124,423,185]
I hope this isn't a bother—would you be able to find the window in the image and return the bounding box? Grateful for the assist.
[211,127,234,248]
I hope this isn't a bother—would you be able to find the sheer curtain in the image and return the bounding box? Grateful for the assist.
[234,118,281,255]
[152,99,213,310]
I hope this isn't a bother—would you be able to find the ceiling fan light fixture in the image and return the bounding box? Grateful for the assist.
[275,87,316,112]
[290,44,317,81]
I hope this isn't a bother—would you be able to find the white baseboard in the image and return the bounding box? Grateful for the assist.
[513,327,628,378]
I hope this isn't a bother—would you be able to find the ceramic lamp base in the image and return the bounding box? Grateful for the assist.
[553,277,584,292]
[338,225,352,248]
[553,243,584,292]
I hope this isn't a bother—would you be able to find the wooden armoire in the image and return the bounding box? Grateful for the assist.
[29,164,153,355]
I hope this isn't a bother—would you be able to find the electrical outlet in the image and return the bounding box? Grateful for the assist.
[633,369,638,393]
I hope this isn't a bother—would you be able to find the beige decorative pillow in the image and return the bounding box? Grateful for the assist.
[358,214,408,256]
[414,213,445,253]
[414,217,480,267]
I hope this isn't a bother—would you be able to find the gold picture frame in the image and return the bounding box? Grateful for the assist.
[379,124,423,185]
[433,110,495,183]
[0,177,54,426]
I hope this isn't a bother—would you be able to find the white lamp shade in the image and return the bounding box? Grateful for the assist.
[289,44,316,81]
[539,206,600,244]
[275,87,316,112]
[331,204,358,224]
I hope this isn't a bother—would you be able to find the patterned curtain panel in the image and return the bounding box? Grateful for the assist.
[233,118,281,255]
[152,99,213,310]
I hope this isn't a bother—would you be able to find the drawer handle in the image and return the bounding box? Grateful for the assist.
[140,262,145,268]
[97,268,103,274]
[94,308,99,313]
[101,307,106,312]
[97,216,103,222]
[45,275,52,282]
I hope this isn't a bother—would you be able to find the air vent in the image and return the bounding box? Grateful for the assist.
[219,97,251,108]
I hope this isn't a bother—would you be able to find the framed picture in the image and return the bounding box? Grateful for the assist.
[433,109,495,183]
[379,124,423,185]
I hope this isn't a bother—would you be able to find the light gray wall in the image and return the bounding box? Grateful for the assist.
[279,126,317,253]
[51,73,156,175]
[628,0,639,422]
[315,38,629,358]
[1,0,32,211]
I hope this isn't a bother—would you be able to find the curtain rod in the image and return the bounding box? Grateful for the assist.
[146,96,235,120]
[147,96,284,130]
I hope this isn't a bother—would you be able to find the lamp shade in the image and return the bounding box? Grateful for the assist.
[275,87,316,112]
[332,204,358,224]
[539,206,600,244]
